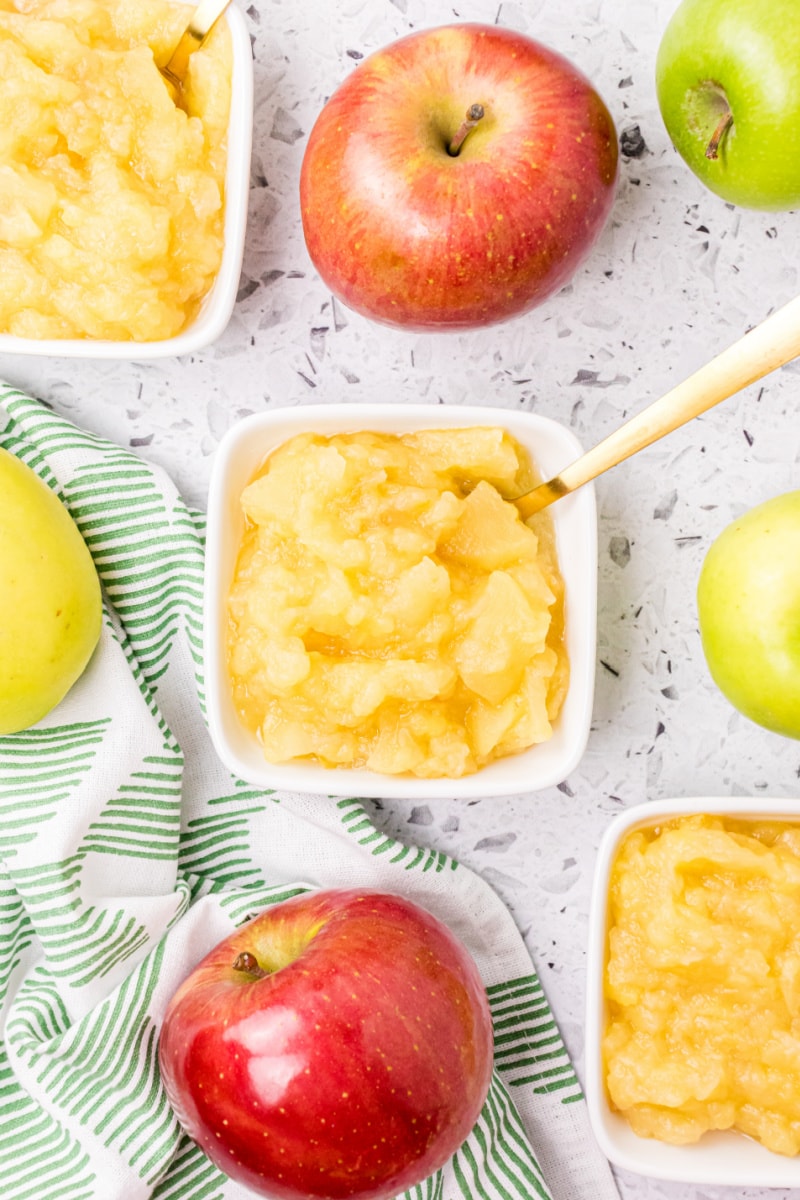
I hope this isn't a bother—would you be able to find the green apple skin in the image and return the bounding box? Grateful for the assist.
[697,492,800,740]
[656,0,800,210]
[0,448,102,734]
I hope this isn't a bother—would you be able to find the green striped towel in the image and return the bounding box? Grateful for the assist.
[0,385,618,1200]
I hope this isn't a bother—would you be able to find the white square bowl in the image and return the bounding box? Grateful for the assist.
[586,795,800,1188]
[204,402,597,800]
[0,4,253,360]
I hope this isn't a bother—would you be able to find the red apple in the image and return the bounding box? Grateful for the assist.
[158,889,494,1200]
[299,23,619,331]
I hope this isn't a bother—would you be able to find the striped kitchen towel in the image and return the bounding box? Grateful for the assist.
[0,385,618,1200]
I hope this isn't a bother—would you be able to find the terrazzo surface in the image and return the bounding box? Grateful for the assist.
[3,0,800,1197]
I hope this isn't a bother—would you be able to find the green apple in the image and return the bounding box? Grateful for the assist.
[0,448,102,733]
[656,0,800,210]
[697,491,800,739]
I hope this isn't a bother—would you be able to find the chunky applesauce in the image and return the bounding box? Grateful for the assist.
[605,814,800,1156]
[0,0,231,341]
[226,428,569,778]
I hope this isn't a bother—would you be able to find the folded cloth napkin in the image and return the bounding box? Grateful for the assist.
[0,385,619,1200]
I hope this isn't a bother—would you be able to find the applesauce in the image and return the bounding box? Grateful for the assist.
[605,814,800,1156]
[0,0,231,341]
[226,427,569,779]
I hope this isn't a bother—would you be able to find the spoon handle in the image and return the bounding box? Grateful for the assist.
[161,0,232,89]
[516,292,800,518]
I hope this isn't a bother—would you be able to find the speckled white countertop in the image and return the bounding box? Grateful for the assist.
[2,1,799,1197]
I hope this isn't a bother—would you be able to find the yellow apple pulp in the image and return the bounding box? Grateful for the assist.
[226,427,569,778]
[605,813,800,1156]
[0,0,232,341]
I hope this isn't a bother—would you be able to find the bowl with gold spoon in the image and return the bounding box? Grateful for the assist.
[204,294,800,800]
[0,0,252,360]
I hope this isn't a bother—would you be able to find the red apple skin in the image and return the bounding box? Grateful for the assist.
[158,889,494,1200]
[299,23,619,331]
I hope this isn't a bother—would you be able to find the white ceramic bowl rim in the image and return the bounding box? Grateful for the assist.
[585,794,800,1187]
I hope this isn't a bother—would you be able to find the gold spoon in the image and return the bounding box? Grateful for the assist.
[159,0,232,98]
[515,293,800,519]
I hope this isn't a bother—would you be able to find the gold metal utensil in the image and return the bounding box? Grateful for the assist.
[515,293,800,519]
[159,0,232,96]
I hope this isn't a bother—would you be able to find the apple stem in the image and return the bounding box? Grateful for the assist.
[232,951,268,979]
[448,104,485,156]
[705,108,733,160]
